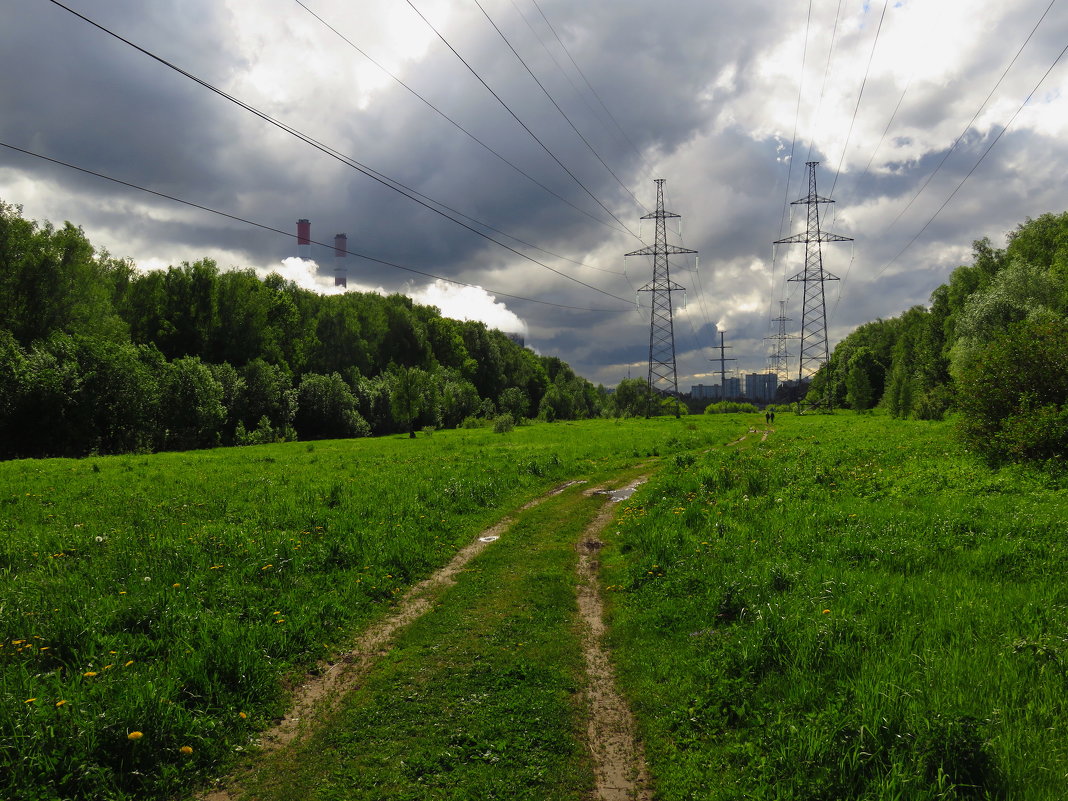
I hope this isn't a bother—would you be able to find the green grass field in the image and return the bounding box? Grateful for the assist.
[2,412,1066,800]
[0,417,708,800]
[602,413,1068,800]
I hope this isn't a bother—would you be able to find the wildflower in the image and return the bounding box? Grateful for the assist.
[143,577,151,582]
[261,565,272,570]
[128,731,143,740]
[124,660,135,667]
[55,700,67,707]
[239,712,247,719]
[172,583,181,588]
[179,745,193,755]
[24,698,36,703]
[822,609,831,614]
[95,536,104,543]
[83,671,98,677]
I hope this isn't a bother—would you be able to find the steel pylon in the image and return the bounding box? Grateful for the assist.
[774,162,852,387]
[627,179,696,418]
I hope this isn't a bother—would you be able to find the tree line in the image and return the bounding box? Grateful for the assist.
[0,201,638,460]
[809,211,1068,465]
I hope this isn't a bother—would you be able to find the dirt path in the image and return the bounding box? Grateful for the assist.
[578,478,652,800]
[198,479,584,801]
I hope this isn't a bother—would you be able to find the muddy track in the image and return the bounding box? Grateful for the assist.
[198,479,585,801]
[578,478,652,801]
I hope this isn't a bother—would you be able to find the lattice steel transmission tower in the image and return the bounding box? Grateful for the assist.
[773,162,852,393]
[765,300,793,380]
[627,179,696,418]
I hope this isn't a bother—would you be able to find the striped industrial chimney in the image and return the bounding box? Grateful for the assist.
[297,218,311,260]
[334,234,348,288]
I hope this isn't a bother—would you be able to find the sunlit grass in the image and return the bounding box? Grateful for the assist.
[0,416,719,800]
[602,412,1068,800]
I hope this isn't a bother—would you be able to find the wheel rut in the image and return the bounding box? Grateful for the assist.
[199,475,650,801]
[577,477,652,801]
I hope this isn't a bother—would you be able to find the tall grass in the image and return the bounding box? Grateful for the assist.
[602,413,1068,799]
[0,418,716,800]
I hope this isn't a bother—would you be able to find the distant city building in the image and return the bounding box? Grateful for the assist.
[691,379,742,401]
[745,372,779,404]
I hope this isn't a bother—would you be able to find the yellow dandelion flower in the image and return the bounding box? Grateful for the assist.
[172,583,181,588]
[822,609,831,614]
[127,731,143,740]
[179,745,193,755]
[24,698,36,703]
[239,712,247,719]
[55,700,67,707]
[124,660,135,667]
[83,671,98,677]
[261,564,272,570]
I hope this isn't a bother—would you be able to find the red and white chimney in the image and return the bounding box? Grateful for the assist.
[297,218,311,260]
[334,233,348,288]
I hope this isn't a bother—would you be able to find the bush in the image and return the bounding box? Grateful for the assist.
[957,314,1068,463]
[704,401,758,414]
[493,413,514,434]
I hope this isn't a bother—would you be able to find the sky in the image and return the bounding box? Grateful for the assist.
[2,0,1067,389]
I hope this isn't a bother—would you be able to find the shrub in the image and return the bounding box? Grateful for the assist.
[957,313,1068,463]
[493,414,514,434]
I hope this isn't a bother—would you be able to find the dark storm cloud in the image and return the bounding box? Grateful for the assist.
[3,0,1067,386]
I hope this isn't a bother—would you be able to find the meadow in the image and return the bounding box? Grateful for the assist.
[4,411,1067,800]
[602,413,1068,800]
[0,417,710,801]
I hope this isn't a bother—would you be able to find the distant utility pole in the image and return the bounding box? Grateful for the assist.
[712,330,736,400]
[627,179,696,419]
[773,162,852,405]
[765,300,793,381]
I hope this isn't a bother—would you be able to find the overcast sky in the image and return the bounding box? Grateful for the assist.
[3,0,1067,388]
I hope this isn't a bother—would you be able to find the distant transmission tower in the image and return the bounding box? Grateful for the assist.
[627,179,696,418]
[712,330,736,399]
[773,162,852,401]
[765,300,793,380]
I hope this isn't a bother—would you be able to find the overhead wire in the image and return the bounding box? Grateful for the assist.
[44,0,634,304]
[883,0,1059,233]
[471,0,644,211]
[527,0,657,188]
[291,0,631,258]
[873,34,1068,280]
[804,0,845,165]
[506,0,654,198]
[0,140,625,313]
[403,0,640,238]
[828,0,889,198]
[861,74,912,175]
[768,0,814,347]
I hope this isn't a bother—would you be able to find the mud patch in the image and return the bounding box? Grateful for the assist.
[576,477,652,800]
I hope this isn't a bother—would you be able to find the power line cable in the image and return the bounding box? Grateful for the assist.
[404,0,639,238]
[829,0,889,197]
[874,35,1068,279]
[292,0,630,252]
[768,0,813,333]
[805,0,844,165]
[471,0,644,211]
[883,0,1058,232]
[862,74,912,174]
[0,140,626,313]
[44,0,634,303]
[528,0,657,186]
[507,0,654,198]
